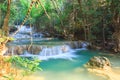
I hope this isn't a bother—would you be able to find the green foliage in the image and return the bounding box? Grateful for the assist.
[0,56,42,80]
[0,1,7,12]
[0,29,14,43]
[1,0,119,41]
[0,37,14,43]
[8,56,42,72]
[3,75,14,80]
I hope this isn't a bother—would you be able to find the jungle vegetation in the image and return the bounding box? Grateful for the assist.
[0,0,120,80]
[0,0,120,51]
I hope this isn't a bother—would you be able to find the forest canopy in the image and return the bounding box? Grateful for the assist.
[0,0,120,52]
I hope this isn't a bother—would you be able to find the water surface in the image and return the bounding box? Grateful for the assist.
[23,50,120,80]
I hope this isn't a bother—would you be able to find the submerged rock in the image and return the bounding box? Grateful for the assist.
[85,56,111,69]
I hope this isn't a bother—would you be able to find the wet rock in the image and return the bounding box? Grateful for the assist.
[7,45,27,55]
[66,41,89,49]
[15,46,24,55]
[32,46,42,54]
[61,45,69,53]
[6,45,42,55]
[85,56,111,69]
[89,45,102,50]
[27,45,42,54]
[9,26,18,33]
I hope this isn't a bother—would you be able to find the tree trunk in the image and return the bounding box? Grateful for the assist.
[102,19,106,49]
[39,0,51,20]
[2,0,11,36]
[51,0,63,26]
[112,13,120,52]
[112,22,120,52]
[83,26,87,40]
[110,0,120,52]
[77,0,87,40]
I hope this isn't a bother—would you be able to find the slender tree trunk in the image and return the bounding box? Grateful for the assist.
[83,26,87,40]
[102,19,106,49]
[51,0,65,38]
[88,25,92,44]
[54,0,62,15]
[39,0,51,20]
[51,0,63,27]
[77,0,88,41]
[2,0,11,36]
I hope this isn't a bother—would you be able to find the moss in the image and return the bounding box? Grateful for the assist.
[86,56,111,69]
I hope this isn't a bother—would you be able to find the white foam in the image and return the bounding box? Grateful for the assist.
[19,52,77,60]
[19,45,77,60]
[11,45,87,60]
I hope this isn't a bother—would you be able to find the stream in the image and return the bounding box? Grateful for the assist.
[7,26,120,80]
[7,40,120,80]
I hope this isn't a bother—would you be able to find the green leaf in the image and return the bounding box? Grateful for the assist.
[8,37,15,41]
[0,38,5,42]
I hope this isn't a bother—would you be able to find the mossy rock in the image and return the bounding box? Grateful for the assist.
[85,56,111,69]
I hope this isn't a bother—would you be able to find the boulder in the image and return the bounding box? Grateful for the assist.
[15,46,24,55]
[85,56,111,69]
[32,46,42,54]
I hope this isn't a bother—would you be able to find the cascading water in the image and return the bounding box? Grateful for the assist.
[40,45,70,56]
[37,45,78,60]
[8,26,89,60]
[6,44,80,60]
[10,25,55,43]
[10,25,44,43]
[13,25,33,39]
[6,41,89,60]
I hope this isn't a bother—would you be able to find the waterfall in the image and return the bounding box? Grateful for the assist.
[10,25,44,42]
[5,45,77,60]
[39,45,70,56]
[6,41,89,60]
[37,45,77,60]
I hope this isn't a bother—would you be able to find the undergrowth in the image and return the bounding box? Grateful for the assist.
[0,56,42,80]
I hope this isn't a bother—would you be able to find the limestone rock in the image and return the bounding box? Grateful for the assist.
[26,45,41,54]
[86,56,111,69]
